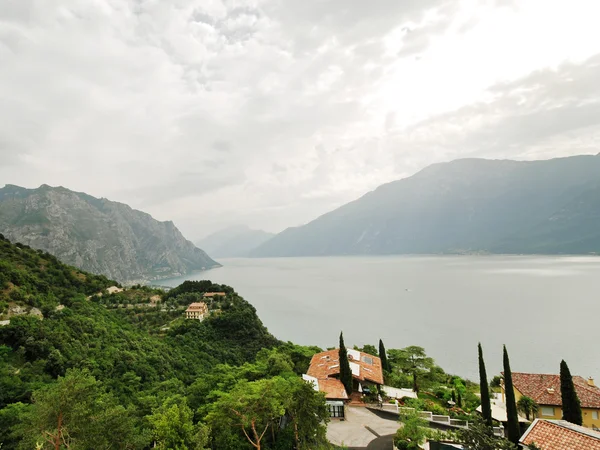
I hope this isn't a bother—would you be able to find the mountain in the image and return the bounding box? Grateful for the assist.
[196,225,275,257]
[251,154,600,256]
[0,184,220,283]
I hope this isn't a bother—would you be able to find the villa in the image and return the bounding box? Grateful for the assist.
[303,348,384,418]
[185,302,209,320]
[503,372,600,429]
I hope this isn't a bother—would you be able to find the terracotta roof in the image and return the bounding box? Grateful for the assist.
[186,302,208,312]
[203,292,226,297]
[318,379,349,400]
[510,372,600,408]
[520,419,600,450]
[306,349,384,385]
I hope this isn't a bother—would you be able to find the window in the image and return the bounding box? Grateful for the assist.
[327,404,345,418]
[541,406,555,417]
[593,411,599,420]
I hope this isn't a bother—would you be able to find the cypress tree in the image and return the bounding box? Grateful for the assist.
[452,390,456,403]
[339,332,353,395]
[379,339,390,372]
[457,391,463,408]
[478,343,493,427]
[503,345,520,445]
[560,359,583,425]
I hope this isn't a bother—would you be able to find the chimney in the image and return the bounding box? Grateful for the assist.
[588,377,595,387]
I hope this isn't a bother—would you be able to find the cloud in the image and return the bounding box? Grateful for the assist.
[1,0,600,238]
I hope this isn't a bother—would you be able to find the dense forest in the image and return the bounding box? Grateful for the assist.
[0,234,330,449]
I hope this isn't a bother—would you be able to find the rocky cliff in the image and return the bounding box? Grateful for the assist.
[0,184,220,283]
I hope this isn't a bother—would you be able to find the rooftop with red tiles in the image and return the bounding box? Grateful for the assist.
[306,348,384,385]
[509,372,600,408]
[521,419,600,450]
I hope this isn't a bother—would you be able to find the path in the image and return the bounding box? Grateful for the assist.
[327,406,401,448]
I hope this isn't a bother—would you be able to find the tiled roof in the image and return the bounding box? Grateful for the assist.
[520,419,600,450]
[186,302,208,312]
[306,349,384,385]
[203,292,226,297]
[318,379,349,400]
[510,372,600,408]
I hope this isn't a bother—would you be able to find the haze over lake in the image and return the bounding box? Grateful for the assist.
[162,256,600,381]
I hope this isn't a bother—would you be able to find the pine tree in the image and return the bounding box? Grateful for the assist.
[503,345,520,445]
[379,339,390,372]
[478,343,493,427]
[560,359,583,425]
[339,332,353,395]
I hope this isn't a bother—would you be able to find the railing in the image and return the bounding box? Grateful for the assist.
[388,405,468,429]
[432,415,450,423]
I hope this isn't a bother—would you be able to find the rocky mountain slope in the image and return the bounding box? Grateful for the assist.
[251,154,600,256]
[196,225,274,257]
[0,184,219,283]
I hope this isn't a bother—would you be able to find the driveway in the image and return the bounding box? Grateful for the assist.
[327,406,401,448]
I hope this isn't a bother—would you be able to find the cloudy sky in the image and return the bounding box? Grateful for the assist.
[2,0,600,239]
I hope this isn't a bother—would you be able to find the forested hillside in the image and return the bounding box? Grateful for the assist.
[0,235,330,449]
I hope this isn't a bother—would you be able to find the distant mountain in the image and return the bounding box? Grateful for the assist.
[251,154,600,256]
[197,225,275,257]
[0,184,220,283]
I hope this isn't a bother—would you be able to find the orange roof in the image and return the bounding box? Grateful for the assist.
[318,379,349,400]
[521,419,600,450]
[203,292,226,297]
[186,302,208,312]
[306,349,384,385]
[510,373,600,408]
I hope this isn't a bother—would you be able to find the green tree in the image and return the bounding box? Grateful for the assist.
[357,344,378,356]
[458,418,516,450]
[395,411,429,449]
[478,343,493,427]
[388,346,434,394]
[379,339,390,372]
[560,359,583,425]
[207,377,289,450]
[517,396,539,421]
[457,391,463,408]
[503,345,520,445]
[339,332,353,395]
[18,369,144,450]
[0,402,30,449]
[149,395,208,450]
[286,378,330,449]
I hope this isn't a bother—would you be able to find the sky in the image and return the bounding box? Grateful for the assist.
[1,0,600,240]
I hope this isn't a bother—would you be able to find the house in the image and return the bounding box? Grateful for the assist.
[302,374,348,419]
[503,372,600,428]
[520,419,600,449]
[185,302,208,320]
[303,348,384,418]
[203,292,226,298]
[475,392,529,424]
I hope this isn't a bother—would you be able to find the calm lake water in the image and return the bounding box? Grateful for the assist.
[162,256,600,381]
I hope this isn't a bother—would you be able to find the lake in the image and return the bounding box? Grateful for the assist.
[161,256,600,381]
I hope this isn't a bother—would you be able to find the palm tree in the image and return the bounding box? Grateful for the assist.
[517,396,539,421]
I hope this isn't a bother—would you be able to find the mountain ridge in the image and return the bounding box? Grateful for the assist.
[196,225,275,257]
[251,154,600,256]
[0,184,220,283]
